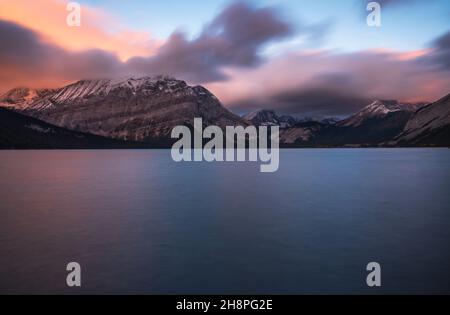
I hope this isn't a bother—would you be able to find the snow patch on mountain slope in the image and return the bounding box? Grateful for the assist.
[25,124,54,133]
[51,76,180,103]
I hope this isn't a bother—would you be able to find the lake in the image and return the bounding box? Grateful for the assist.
[0,149,449,294]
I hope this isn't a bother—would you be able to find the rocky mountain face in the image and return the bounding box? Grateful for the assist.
[280,121,326,144]
[0,107,150,149]
[1,76,247,143]
[243,110,298,128]
[394,94,450,146]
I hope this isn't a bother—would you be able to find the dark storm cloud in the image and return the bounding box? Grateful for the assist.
[0,20,124,89]
[230,72,371,117]
[233,87,369,117]
[126,1,294,83]
[0,1,333,89]
[0,19,48,66]
[270,89,371,116]
[269,73,371,116]
[423,31,450,70]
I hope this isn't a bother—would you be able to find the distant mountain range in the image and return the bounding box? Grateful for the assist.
[277,100,428,147]
[244,110,298,128]
[1,76,449,149]
[243,109,338,129]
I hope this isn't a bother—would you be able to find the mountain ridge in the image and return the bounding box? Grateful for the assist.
[394,93,450,146]
[338,100,426,128]
[1,76,248,143]
[1,78,449,148]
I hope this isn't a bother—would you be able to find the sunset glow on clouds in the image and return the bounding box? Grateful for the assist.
[0,0,161,60]
[0,0,449,116]
[207,48,450,116]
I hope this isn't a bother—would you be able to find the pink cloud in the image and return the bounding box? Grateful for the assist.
[206,49,450,115]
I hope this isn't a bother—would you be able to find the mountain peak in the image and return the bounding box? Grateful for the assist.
[76,75,180,88]
[51,76,189,104]
[339,99,425,127]
[363,100,402,116]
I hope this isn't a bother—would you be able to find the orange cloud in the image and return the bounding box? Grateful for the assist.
[396,49,431,61]
[366,48,432,61]
[0,0,162,61]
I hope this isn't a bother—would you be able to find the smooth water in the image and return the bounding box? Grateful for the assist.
[0,149,449,294]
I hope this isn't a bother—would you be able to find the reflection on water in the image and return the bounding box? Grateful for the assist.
[0,149,449,294]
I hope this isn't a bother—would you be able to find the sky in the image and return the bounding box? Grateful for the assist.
[1,0,450,116]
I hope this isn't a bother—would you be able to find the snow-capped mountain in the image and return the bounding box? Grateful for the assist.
[50,76,186,104]
[1,76,247,142]
[339,100,425,128]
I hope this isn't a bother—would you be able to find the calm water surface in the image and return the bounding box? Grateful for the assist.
[0,149,449,294]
